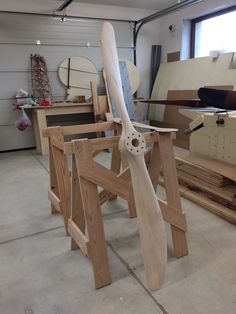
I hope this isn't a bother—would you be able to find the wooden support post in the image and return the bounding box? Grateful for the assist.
[32,111,41,153]
[109,125,122,201]
[73,139,112,288]
[148,141,162,190]
[91,81,102,137]
[91,81,100,119]
[35,109,49,155]
[50,128,71,236]
[103,72,113,114]
[49,140,60,214]
[158,133,188,257]
[70,155,86,250]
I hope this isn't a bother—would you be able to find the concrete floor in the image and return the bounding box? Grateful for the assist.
[1,149,236,314]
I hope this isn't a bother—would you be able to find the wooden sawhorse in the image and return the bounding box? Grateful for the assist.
[43,121,135,236]
[65,126,188,288]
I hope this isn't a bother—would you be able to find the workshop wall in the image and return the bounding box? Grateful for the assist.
[0,12,133,150]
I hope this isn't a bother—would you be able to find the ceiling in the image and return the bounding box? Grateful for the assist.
[0,0,204,19]
[72,0,179,11]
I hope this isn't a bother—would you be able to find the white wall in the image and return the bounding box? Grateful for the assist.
[136,0,236,98]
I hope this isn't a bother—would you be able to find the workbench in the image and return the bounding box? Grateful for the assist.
[25,102,93,155]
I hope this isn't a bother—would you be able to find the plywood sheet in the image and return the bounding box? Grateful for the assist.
[150,52,236,121]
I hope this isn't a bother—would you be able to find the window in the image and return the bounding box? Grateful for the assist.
[190,5,236,58]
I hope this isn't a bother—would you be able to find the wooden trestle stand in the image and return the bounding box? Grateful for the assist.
[43,121,188,289]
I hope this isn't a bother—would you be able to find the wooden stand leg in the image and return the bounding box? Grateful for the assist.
[49,141,60,214]
[70,155,86,250]
[49,128,71,236]
[91,81,103,138]
[36,109,49,155]
[109,128,121,201]
[74,140,112,288]
[159,133,188,257]
[127,177,136,218]
[148,141,162,190]
[52,146,71,236]
[32,111,41,153]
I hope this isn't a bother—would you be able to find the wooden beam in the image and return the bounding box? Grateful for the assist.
[48,190,61,213]
[68,219,89,257]
[159,200,187,232]
[43,122,116,137]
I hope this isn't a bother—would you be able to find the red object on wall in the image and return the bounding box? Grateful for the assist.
[41,100,50,106]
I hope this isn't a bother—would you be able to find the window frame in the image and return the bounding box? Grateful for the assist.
[190,5,236,58]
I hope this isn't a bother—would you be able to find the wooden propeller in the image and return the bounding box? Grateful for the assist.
[100,22,167,290]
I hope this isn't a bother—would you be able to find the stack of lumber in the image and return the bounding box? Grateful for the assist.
[174,154,236,224]
[158,151,236,224]
[176,156,236,204]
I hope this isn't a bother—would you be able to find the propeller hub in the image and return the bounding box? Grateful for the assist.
[125,131,146,155]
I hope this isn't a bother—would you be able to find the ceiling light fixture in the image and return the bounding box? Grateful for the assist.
[59,16,66,22]
[56,9,67,22]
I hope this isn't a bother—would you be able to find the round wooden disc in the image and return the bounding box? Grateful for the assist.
[58,56,99,101]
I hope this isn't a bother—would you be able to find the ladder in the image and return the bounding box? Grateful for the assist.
[30,54,52,104]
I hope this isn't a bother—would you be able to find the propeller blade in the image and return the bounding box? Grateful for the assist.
[100,21,167,290]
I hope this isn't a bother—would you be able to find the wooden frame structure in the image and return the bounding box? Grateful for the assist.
[43,121,119,235]
[44,121,188,288]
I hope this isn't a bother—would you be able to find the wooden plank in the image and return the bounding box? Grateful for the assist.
[68,219,89,256]
[167,51,180,62]
[177,169,236,203]
[31,111,41,153]
[49,139,60,214]
[103,72,113,114]
[51,136,65,151]
[91,81,100,117]
[35,109,49,155]
[159,200,187,232]
[99,166,131,205]
[98,95,109,114]
[148,141,162,190]
[70,155,86,250]
[105,112,114,122]
[159,176,236,224]
[109,127,122,201]
[48,190,61,213]
[28,102,93,109]
[163,90,199,149]
[181,187,236,225]
[43,121,115,137]
[183,153,236,182]
[44,104,93,116]
[159,133,188,257]
[80,159,130,201]
[50,128,71,235]
[89,131,159,152]
[74,139,112,288]
[99,189,114,205]
[176,157,230,187]
[89,136,119,151]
